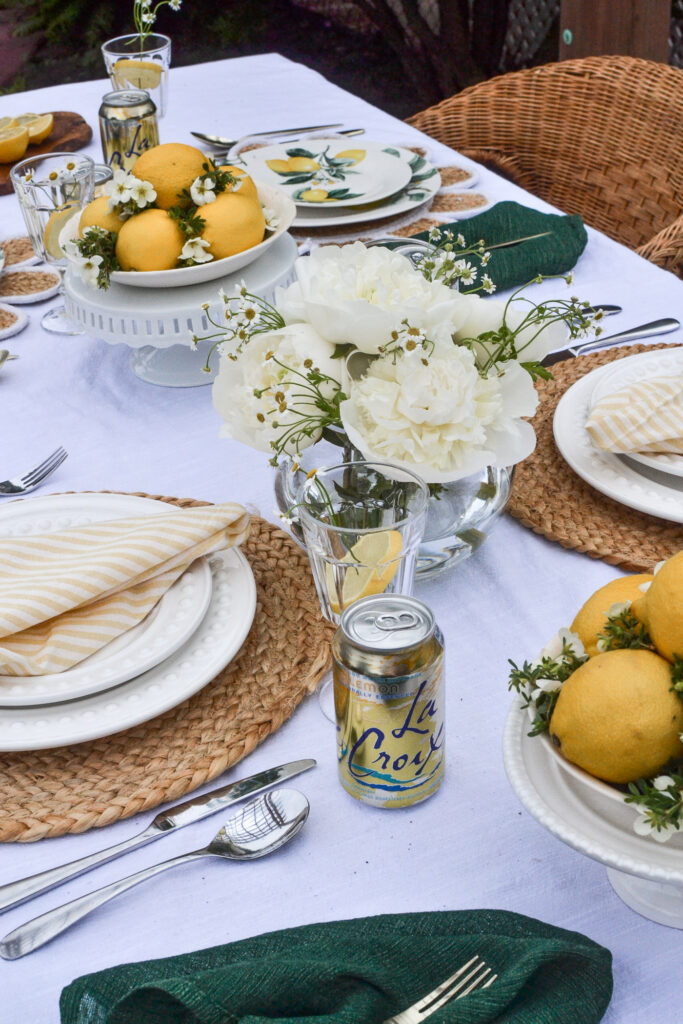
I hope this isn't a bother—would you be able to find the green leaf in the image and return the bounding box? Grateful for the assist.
[383,147,402,157]
[284,147,316,158]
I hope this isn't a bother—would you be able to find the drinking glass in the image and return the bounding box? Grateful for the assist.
[10,153,97,335]
[102,34,171,118]
[297,460,429,626]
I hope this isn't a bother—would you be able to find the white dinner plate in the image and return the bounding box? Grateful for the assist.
[60,182,295,289]
[292,147,441,229]
[553,354,683,523]
[503,699,683,926]
[0,493,213,705]
[588,347,683,479]
[241,139,412,207]
[0,494,256,750]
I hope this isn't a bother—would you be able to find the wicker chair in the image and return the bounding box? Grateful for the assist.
[407,56,683,275]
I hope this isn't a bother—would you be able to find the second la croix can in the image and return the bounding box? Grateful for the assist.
[332,594,445,808]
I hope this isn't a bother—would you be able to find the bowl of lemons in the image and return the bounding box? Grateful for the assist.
[61,142,295,289]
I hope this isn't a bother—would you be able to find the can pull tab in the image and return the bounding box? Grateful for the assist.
[375,611,420,631]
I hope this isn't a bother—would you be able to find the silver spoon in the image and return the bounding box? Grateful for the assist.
[0,350,18,365]
[0,789,309,960]
[191,123,345,148]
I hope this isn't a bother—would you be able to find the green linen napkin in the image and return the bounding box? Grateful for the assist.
[414,201,588,292]
[60,910,612,1024]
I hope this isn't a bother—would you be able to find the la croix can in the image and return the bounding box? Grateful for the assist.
[99,89,159,172]
[333,594,445,808]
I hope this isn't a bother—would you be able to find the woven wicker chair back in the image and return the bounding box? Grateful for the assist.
[407,56,683,271]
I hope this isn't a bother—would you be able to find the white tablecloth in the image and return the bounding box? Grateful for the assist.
[1,53,682,1023]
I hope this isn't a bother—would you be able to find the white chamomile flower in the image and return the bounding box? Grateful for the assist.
[262,207,280,231]
[455,259,477,285]
[142,11,155,23]
[181,237,213,264]
[169,0,182,9]
[107,169,134,209]
[129,177,157,208]
[190,177,216,206]
[456,233,465,247]
[482,274,496,294]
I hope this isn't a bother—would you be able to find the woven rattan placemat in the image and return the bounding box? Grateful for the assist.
[0,495,334,842]
[509,344,683,571]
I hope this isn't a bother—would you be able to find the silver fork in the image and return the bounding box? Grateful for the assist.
[382,956,497,1024]
[0,447,68,496]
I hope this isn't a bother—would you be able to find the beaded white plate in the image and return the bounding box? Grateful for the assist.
[0,494,256,750]
[553,353,683,523]
[504,699,683,927]
[588,347,683,479]
[0,494,213,705]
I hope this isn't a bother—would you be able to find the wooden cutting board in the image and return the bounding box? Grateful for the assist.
[0,111,93,196]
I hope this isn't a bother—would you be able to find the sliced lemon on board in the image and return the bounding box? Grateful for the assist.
[326,529,404,615]
[16,113,54,143]
[43,204,78,260]
[111,58,162,91]
[0,116,18,132]
[0,125,29,163]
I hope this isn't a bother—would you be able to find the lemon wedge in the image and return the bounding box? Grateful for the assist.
[16,113,54,143]
[0,116,18,132]
[326,529,404,614]
[0,125,29,163]
[112,58,162,90]
[43,204,78,260]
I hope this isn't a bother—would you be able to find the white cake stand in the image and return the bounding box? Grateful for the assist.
[63,232,298,387]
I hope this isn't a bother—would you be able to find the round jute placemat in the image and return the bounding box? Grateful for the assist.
[0,495,334,843]
[508,344,683,571]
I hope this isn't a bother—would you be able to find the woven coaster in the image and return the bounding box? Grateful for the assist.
[0,495,334,842]
[509,344,683,571]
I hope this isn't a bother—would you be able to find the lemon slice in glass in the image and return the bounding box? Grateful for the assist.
[0,125,29,163]
[112,59,162,90]
[43,205,78,260]
[326,529,404,614]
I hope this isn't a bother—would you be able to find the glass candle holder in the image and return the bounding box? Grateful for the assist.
[102,33,171,118]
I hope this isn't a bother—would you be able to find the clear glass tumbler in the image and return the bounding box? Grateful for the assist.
[10,153,97,335]
[297,460,429,625]
[102,34,171,118]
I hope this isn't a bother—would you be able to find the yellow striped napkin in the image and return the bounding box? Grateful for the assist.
[586,375,683,454]
[0,503,249,676]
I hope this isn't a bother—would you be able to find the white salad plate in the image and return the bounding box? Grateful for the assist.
[240,139,412,208]
[0,493,213,705]
[588,346,683,479]
[553,353,683,523]
[292,146,441,228]
[60,182,295,288]
[504,698,683,927]
[0,493,256,750]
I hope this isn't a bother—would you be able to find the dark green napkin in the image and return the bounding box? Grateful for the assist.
[60,910,612,1024]
[414,201,588,292]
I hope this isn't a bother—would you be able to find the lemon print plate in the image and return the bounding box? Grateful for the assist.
[240,139,412,207]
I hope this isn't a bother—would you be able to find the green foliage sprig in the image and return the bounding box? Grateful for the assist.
[596,607,654,652]
[508,638,588,736]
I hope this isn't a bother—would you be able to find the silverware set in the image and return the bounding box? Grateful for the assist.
[0,445,68,496]
[192,122,365,161]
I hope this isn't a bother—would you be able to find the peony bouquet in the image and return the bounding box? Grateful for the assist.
[201,237,598,484]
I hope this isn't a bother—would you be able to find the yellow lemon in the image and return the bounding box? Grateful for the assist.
[287,156,320,172]
[632,551,683,663]
[299,188,330,202]
[326,530,404,615]
[334,148,366,165]
[15,113,53,143]
[571,574,654,656]
[265,158,292,174]
[79,196,126,237]
[0,116,17,132]
[218,164,258,201]
[111,59,162,91]
[549,648,683,784]
[132,143,207,210]
[199,192,265,260]
[43,204,79,260]
[115,209,185,271]
[0,125,29,163]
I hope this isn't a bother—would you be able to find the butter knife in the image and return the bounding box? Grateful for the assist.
[0,758,315,914]
[543,317,681,367]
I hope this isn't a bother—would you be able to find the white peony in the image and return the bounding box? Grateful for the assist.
[212,323,341,455]
[339,346,539,483]
[276,242,468,355]
[453,292,567,367]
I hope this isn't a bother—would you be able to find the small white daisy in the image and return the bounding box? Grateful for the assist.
[190,177,216,206]
[181,237,213,264]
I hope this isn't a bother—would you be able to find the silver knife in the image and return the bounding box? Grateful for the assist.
[543,317,681,367]
[0,758,315,914]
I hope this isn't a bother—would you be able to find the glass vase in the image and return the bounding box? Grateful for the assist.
[274,430,511,580]
[102,33,171,118]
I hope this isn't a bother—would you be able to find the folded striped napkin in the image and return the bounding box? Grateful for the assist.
[586,375,683,454]
[0,504,249,676]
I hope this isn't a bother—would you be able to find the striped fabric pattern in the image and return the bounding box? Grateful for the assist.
[586,375,683,454]
[0,503,249,676]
